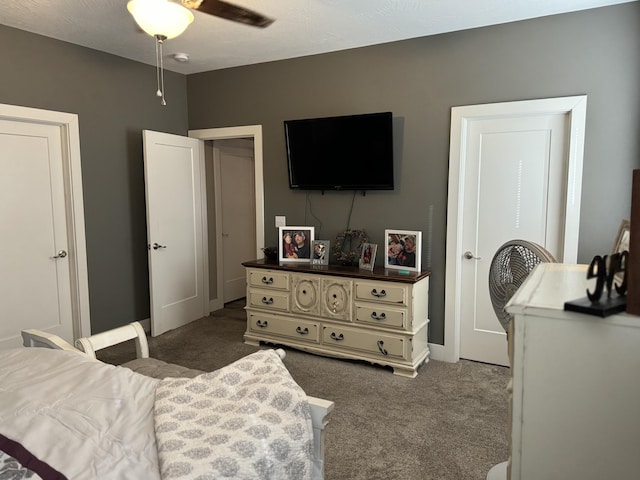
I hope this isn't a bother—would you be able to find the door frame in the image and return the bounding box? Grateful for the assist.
[0,103,91,339]
[440,96,587,363]
[189,125,264,312]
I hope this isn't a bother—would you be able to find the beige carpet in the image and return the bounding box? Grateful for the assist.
[99,300,510,480]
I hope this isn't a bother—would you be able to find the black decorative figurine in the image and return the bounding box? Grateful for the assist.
[565,251,628,317]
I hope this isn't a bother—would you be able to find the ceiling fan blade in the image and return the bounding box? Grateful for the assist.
[187,0,274,28]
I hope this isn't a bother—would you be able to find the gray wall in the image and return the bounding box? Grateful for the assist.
[1,3,638,343]
[0,25,189,334]
[187,3,640,344]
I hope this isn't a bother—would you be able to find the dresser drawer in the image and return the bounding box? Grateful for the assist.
[355,304,405,329]
[354,281,407,306]
[248,312,319,343]
[248,269,289,290]
[247,289,289,311]
[322,324,406,360]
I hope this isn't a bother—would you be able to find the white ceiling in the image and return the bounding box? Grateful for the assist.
[0,0,635,75]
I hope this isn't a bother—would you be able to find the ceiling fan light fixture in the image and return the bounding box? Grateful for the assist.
[127,0,194,39]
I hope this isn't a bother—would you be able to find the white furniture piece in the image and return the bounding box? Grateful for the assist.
[505,263,640,480]
[242,259,431,377]
[22,322,148,358]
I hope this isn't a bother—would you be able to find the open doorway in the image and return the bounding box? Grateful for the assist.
[189,126,265,312]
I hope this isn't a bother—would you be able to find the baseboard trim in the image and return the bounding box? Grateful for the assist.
[428,342,452,362]
[209,298,223,313]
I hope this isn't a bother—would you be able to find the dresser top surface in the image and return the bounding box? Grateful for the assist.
[506,263,639,324]
[507,263,590,312]
[243,258,431,284]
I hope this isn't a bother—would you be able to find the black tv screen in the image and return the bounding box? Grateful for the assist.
[284,112,394,191]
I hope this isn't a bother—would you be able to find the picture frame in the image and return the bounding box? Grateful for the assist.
[279,226,315,263]
[359,243,377,270]
[612,219,630,286]
[384,229,422,272]
[312,240,330,265]
[612,219,630,255]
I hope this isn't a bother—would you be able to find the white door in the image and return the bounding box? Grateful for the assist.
[444,96,586,366]
[0,108,89,348]
[215,140,256,303]
[143,130,208,336]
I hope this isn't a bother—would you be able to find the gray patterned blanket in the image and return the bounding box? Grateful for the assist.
[154,349,315,480]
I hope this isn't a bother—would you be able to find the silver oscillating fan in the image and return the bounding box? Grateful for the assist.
[486,240,557,480]
[488,240,557,332]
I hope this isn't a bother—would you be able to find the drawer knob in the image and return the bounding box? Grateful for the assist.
[377,340,388,356]
[256,320,268,328]
[371,288,387,298]
[330,332,344,341]
[261,277,274,284]
[370,312,387,321]
[296,326,309,335]
[261,297,274,305]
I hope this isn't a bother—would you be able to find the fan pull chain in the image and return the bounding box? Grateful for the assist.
[155,35,167,106]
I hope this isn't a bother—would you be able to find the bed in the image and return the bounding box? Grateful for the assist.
[0,324,333,480]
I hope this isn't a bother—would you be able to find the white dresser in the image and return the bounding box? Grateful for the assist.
[242,259,430,377]
[506,263,640,480]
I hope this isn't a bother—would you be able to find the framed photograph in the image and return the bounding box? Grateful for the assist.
[612,219,630,286]
[613,219,630,254]
[385,229,422,272]
[359,243,377,270]
[312,240,330,265]
[279,226,315,263]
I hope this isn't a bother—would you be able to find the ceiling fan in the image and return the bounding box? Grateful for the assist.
[180,0,274,28]
[127,0,274,105]
[128,0,274,38]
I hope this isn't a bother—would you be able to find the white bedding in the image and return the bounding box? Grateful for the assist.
[0,348,160,479]
[0,347,316,480]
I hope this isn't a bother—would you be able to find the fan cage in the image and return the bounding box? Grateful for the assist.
[488,240,557,332]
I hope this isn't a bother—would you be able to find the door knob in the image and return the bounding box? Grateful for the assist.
[464,251,481,260]
[52,250,67,259]
[152,243,167,250]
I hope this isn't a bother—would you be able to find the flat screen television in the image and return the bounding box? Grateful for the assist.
[284,112,394,191]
